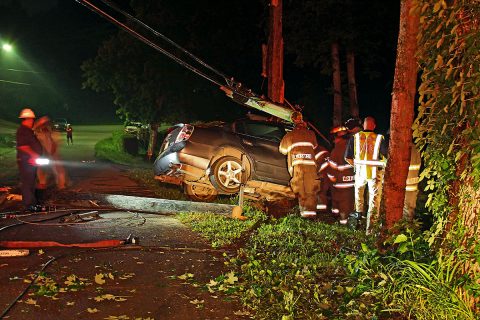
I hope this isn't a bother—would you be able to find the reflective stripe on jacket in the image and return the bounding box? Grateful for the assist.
[353,131,386,179]
[327,137,354,189]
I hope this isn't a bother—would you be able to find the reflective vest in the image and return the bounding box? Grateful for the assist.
[353,132,386,179]
[279,126,318,175]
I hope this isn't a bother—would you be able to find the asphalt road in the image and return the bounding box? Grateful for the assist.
[0,124,249,319]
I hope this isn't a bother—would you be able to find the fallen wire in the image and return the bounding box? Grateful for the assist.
[12,211,146,228]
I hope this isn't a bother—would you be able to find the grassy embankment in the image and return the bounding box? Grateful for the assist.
[0,119,19,185]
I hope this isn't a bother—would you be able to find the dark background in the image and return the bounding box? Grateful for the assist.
[0,0,399,131]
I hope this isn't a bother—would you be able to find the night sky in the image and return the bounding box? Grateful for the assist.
[0,0,399,131]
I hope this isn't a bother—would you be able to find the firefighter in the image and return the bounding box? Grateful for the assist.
[33,116,66,190]
[16,108,43,211]
[403,142,421,219]
[279,112,320,218]
[344,117,363,136]
[345,116,387,234]
[315,144,330,213]
[326,126,355,225]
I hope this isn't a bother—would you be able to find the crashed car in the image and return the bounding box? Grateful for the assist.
[154,118,322,202]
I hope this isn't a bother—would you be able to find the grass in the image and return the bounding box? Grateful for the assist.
[177,204,268,248]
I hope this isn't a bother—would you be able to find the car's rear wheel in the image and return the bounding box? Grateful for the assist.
[184,184,218,202]
[209,156,244,194]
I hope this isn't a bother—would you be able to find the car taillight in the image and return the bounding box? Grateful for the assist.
[175,124,194,143]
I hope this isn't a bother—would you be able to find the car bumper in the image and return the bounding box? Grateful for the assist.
[153,142,209,178]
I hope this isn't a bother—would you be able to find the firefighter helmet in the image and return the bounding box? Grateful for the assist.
[18,108,36,119]
[330,126,348,136]
[290,111,303,124]
[344,117,362,131]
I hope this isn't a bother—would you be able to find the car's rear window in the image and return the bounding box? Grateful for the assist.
[237,121,286,141]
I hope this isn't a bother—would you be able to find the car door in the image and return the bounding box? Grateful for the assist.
[234,120,290,185]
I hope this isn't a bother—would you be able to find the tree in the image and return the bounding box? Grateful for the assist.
[266,0,284,104]
[414,0,480,310]
[81,0,264,125]
[283,0,399,125]
[383,0,419,229]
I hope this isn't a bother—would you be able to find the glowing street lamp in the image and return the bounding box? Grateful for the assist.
[2,43,13,52]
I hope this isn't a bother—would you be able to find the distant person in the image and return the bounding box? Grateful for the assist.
[66,124,73,145]
[345,116,387,234]
[279,112,319,218]
[33,116,66,190]
[16,108,42,211]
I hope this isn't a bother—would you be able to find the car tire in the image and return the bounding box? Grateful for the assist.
[184,184,218,202]
[209,156,245,194]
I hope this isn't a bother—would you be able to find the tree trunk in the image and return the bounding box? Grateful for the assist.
[383,0,419,229]
[331,41,342,127]
[267,0,284,104]
[346,50,359,118]
[147,123,158,161]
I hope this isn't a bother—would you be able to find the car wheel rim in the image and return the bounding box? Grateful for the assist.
[217,160,242,189]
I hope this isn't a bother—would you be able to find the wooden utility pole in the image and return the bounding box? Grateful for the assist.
[346,50,359,118]
[331,41,342,126]
[267,0,284,103]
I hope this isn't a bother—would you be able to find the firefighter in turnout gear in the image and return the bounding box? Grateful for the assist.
[345,116,387,233]
[279,112,320,218]
[327,126,355,225]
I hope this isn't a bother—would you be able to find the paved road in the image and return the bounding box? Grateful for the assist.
[0,125,249,320]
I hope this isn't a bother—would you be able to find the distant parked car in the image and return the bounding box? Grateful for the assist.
[154,118,321,202]
[124,121,148,135]
[52,118,70,131]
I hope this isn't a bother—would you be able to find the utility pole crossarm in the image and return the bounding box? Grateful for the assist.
[220,86,294,123]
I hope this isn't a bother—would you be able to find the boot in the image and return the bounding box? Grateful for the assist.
[347,212,363,229]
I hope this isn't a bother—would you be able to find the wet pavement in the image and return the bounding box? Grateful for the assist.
[0,162,250,319]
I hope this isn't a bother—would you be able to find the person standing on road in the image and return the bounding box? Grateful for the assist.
[326,126,355,225]
[345,116,387,234]
[279,112,320,218]
[16,108,42,211]
[66,124,73,145]
[33,116,66,190]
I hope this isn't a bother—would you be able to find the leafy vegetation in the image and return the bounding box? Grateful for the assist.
[413,0,480,312]
[178,204,268,248]
[179,210,479,319]
[94,130,147,166]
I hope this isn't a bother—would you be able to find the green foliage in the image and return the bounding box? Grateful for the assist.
[236,216,373,319]
[381,255,477,320]
[94,130,145,165]
[81,0,254,125]
[414,0,480,244]
[177,205,268,248]
[344,228,478,319]
[0,133,15,147]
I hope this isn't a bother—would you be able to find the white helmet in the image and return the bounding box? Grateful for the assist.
[19,108,36,119]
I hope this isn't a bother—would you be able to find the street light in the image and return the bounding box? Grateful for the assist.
[2,43,13,52]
